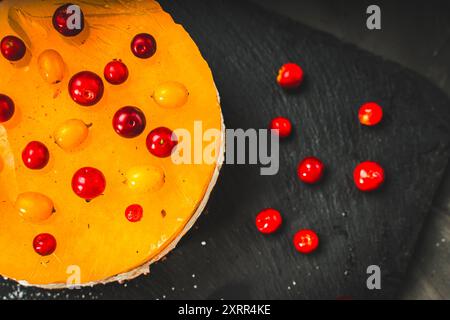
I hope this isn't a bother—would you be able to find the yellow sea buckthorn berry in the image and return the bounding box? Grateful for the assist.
[54,119,90,151]
[0,157,3,172]
[126,165,165,193]
[37,49,65,84]
[15,192,55,223]
[152,81,189,108]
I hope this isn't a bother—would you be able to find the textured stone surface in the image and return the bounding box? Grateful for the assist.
[250,0,450,300]
[1,0,449,299]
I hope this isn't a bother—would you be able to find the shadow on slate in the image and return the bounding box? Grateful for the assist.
[1,0,449,300]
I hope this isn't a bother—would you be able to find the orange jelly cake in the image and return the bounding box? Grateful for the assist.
[0,0,224,287]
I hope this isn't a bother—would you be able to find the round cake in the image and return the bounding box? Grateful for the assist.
[0,0,224,288]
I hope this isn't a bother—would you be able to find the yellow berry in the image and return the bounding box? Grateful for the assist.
[15,192,55,223]
[54,119,90,151]
[126,165,165,193]
[37,49,65,84]
[153,81,189,108]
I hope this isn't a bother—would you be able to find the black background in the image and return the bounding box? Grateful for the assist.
[255,0,450,97]
[250,0,450,300]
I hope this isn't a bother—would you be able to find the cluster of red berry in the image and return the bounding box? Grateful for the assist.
[0,4,180,256]
[257,63,386,254]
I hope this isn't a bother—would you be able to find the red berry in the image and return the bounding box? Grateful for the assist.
[0,94,15,123]
[125,204,143,222]
[131,33,157,59]
[104,59,129,85]
[68,71,104,106]
[146,127,178,158]
[255,208,282,234]
[359,102,383,126]
[72,167,106,200]
[22,141,50,170]
[297,157,324,184]
[33,233,57,256]
[113,106,146,138]
[270,117,292,138]
[277,63,304,89]
[353,161,385,191]
[52,3,85,37]
[1,35,26,61]
[293,229,319,254]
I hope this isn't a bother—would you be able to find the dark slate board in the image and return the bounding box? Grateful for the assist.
[1,0,449,299]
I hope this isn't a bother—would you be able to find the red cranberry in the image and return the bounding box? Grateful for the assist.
[255,208,282,234]
[353,161,385,191]
[72,167,106,200]
[68,71,104,106]
[270,117,292,138]
[1,35,26,61]
[131,33,157,59]
[293,229,319,254]
[297,157,324,184]
[52,3,85,37]
[146,127,178,158]
[113,106,146,138]
[22,141,50,170]
[0,94,15,123]
[359,102,383,126]
[125,204,143,222]
[104,59,129,85]
[33,233,57,256]
[277,63,304,89]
